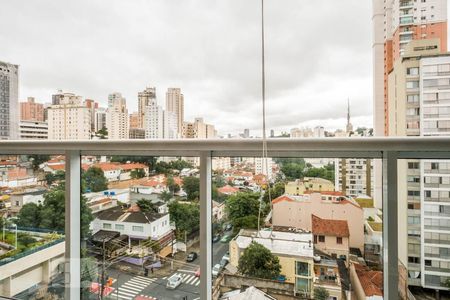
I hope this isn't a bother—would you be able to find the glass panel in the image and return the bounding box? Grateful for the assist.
[0,155,66,299]
[211,156,381,299]
[81,155,199,300]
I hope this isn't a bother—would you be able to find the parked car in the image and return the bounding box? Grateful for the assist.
[222,253,230,262]
[212,263,222,277]
[186,252,198,262]
[166,274,183,289]
[195,267,200,277]
[212,234,221,243]
[220,234,232,243]
[220,258,228,268]
[224,223,233,231]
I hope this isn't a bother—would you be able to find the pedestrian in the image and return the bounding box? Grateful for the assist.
[144,268,148,277]
[151,267,154,274]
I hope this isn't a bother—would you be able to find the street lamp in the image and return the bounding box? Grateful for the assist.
[12,223,17,249]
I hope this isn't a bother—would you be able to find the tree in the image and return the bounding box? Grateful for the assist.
[183,176,200,201]
[214,175,227,188]
[168,201,200,236]
[29,155,51,171]
[226,192,262,232]
[274,158,306,180]
[15,183,94,238]
[17,234,37,247]
[110,156,157,169]
[159,190,172,202]
[136,199,157,213]
[16,203,42,228]
[167,176,180,194]
[313,287,330,300]
[45,170,65,185]
[169,159,193,171]
[96,127,108,139]
[130,168,146,179]
[82,166,108,192]
[238,242,281,279]
[154,161,172,175]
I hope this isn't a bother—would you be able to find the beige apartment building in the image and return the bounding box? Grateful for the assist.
[272,192,364,252]
[388,39,450,290]
[20,97,44,122]
[106,92,129,140]
[182,118,216,139]
[138,87,156,128]
[166,88,184,136]
[285,177,335,196]
[47,92,91,140]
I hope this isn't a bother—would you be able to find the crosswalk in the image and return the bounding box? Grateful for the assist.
[108,276,156,300]
[162,272,200,287]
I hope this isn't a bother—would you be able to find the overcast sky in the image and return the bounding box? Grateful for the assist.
[1,1,448,136]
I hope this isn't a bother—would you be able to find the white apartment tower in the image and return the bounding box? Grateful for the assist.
[166,88,184,136]
[106,92,129,140]
[144,101,164,139]
[47,92,91,140]
[0,61,19,140]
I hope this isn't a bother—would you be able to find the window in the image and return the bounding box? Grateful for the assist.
[295,261,310,276]
[425,259,432,266]
[103,223,112,229]
[406,81,419,89]
[115,224,124,230]
[337,237,343,244]
[318,235,325,242]
[314,235,317,244]
[132,225,144,232]
[407,67,419,75]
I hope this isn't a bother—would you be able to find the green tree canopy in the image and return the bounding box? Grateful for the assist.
[82,166,108,192]
[167,176,180,193]
[226,192,261,232]
[238,242,281,279]
[159,190,172,202]
[96,127,108,139]
[183,176,200,201]
[136,199,157,213]
[274,158,306,180]
[168,201,199,236]
[29,155,51,171]
[313,287,330,300]
[304,163,335,182]
[16,183,94,237]
[130,168,146,179]
[169,159,193,171]
[16,202,42,228]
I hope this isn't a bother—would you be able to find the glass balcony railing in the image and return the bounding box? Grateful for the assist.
[0,137,449,300]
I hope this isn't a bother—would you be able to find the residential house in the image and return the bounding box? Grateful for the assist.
[312,215,350,261]
[0,168,37,188]
[272,192,364,252]
[229,229,315,297]
[212,200,226,221]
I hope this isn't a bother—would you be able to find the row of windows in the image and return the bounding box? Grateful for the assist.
[313,235,343,244]
[424,232,450,242]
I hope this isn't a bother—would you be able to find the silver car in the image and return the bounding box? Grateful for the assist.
[212,263,222,277]
[166,274,182,289]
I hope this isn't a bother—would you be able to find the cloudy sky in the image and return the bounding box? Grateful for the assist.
[1,1,447,136]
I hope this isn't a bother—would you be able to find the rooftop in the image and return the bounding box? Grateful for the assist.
[312,215,349,237]
[353,263,383,297]
[233,229,314,258]
[94,205,167,224]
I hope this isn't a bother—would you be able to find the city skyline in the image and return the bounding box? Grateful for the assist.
[0,0,390,135]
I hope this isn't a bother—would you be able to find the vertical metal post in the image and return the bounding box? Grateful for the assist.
[383,151,399,300]
[199,151,212,300]
[65,150,81,300]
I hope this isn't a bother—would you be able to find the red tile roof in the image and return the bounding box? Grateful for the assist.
[304,190,344,196]
[120,163,148,171]
[272,195,296,205]
[312,215,349,237]
[353,263,383,297]
[48,164,65,171]
[218,185,239,194]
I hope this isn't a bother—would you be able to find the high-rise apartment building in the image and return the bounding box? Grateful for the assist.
[335,158,373,198]
[20,97,44,122]
[129,112,140,129]
[0,61,19,140]
[373,0,447,136]
[47,92,91,140]
[84,99,98,131]
[144,101,164,139]
[387,40,450,291]
[138,87,156,128]
[94,107,107,133]
[166,88,184,136]
[106,92,129,140]
[182,118,216,139]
